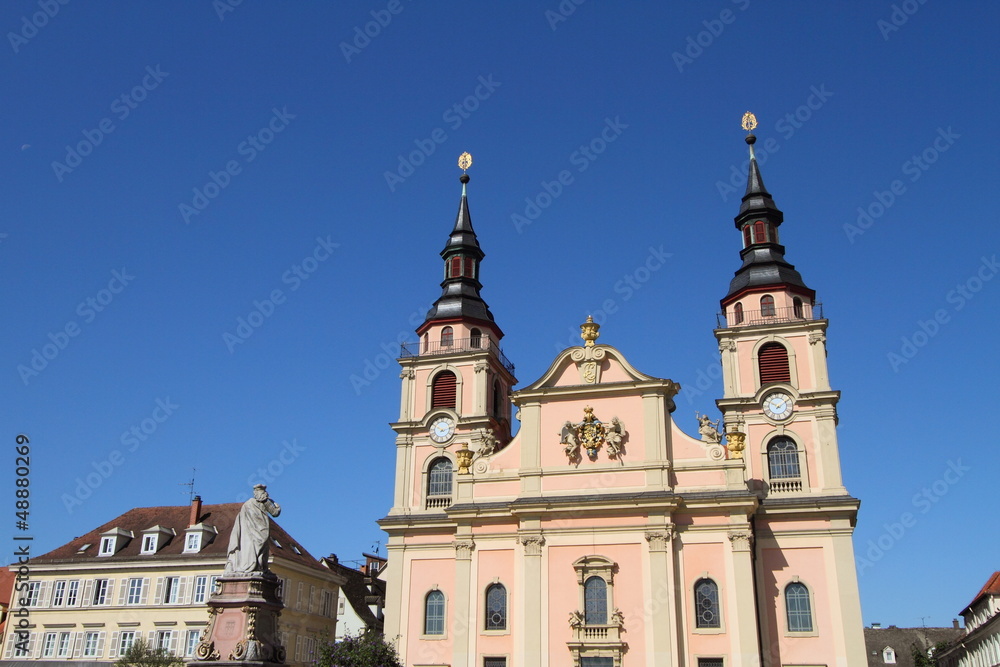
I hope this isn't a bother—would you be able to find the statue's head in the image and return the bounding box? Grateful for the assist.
[253,484,268,501]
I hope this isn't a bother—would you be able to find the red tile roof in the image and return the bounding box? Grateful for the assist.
[31,502,328,575]
[962,571,1000,615]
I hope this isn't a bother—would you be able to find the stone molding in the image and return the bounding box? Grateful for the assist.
[517,534,545,556]
[454,539,475,560]
[728,530,754,552]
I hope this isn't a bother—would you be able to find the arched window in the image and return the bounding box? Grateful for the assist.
[431,371,457,408]
[882,647,897,664]
[733,302,744,325]
[422,333,429,353]
[695,579,720,628]
[785,582,813,632]
[753,220,766,243]
[492,379,502,416]
[584,576,607,625]
[448,256,463,279]
[743,225,752,247]
[427,458,453,497]
[792,297,803,319]
[485,583,506,630]
[465,257,475,279]
[768,437,800,480]
[758,342,790,384]
[424,590,445,635]
[760,294,776,317]
[440,326,454,347]
[470,328,482,348]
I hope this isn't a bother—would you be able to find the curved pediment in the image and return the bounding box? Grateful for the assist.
[519,344,675,394]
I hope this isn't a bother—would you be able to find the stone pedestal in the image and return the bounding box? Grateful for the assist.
[189,574,285,666]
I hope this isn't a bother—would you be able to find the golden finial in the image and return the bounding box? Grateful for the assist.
[741,111,757,133]
[458,152,473,172]
[580,315,600,347]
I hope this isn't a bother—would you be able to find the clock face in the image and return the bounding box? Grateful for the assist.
[762,392,793,420]
[429,417,456,443]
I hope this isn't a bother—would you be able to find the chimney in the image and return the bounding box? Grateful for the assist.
[871,622,881,629]
[953,618,960,629]
[189,495,202,527]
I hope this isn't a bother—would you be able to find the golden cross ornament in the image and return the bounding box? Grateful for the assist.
[741,111,758,132]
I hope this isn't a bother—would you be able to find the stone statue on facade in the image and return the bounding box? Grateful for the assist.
[560,421,580,461]
[225,485,281,576]
[606,416,626,462]
[568,610,584,628]
[476,427,498,458]
[696,412,722,443]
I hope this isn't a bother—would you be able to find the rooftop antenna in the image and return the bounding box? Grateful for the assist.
[371,540,382,557]
[919,616,929,628]
[179,468,196,501]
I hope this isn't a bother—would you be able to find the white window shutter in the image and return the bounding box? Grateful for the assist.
[38,581,50,608]
[105,578,116,605]
[96,631,106,658]
[3,632,14,658]
[140,577,151,604]
[177,577,189,604]
[154,577,165,604]
[147,630,156,646]
[117,579,129,605]
[169,630,178,655]
[108,631,120,659]
[80,580,94,608]
[310,585,317,614]
[294,635,301,661]
[72,632,84,658]
[30,633,42,658]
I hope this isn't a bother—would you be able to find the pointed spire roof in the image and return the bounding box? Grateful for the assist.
[420,172,498,332]
[723,126,813,304]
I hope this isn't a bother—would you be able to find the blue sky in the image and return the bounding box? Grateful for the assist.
[2,1,997,628]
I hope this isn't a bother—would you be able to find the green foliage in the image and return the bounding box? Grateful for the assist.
[911,640,952,666]
[317,631,403,667]
[114,638,184,667]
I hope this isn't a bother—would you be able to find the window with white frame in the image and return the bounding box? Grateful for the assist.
[883,646,896,663]
[12,634,32,657]
[99,536,116,555]
[141,534,158,554]
[164,576,180,604]
[118,631,137,656]
[185,532,201,553]
[210,575,221,594]
[321,589,333,617]
[66,580,79,606]
[155,630,174,653]
[22,581,41,606]
[193,575,208,603]
[127,578,143,605]
[52,580,66,606]
[185,630,200,657]
[57,632,72,658]
[83,631,101,657]
[767,437,801,480]
[785,582,813,632]
[93,578,110,605]
[42,632,57,658]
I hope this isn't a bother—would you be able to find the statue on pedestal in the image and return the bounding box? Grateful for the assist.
[225,485,281,576]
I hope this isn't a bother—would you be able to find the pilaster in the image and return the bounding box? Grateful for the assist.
[517,533,545,667]
[645,526,678,666]
[451,538,475,667]
[727,530,761,666]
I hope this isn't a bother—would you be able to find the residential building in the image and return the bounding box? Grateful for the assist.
[380,132,868,665]
[862,623,963,666]
[323,553,386,640]
[936,571,1000,667]
[1,496,344,666]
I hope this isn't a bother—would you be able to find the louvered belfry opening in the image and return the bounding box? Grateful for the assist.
[431,371,457,408]
[758,343,790,384]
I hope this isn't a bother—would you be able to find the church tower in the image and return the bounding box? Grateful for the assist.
[715,115,866,664]
[388,157,517,517]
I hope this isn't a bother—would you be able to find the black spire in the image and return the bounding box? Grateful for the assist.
[421,173,497,328]
[723,132,813,303]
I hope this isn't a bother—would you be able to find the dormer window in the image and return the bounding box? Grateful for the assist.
[141,525,174,554]
[183,523,217,554]
[882,646,896,664]
[184,533,201,553]
[142,535,157,554]
[97,528,132,556]
[100,536,115,555]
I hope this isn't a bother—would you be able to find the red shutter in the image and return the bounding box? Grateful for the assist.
[450,257,462,278]
[432,372,457,408]
[465,257,474,278]
[758,343,790,384]
[743,226,752,247]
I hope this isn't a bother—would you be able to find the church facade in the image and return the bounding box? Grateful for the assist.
[380,133,866,666]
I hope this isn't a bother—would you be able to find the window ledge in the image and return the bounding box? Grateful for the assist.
[784,629,819,638]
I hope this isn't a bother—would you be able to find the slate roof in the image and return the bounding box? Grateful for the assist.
[30,502,328,575]
[863,626,964,667]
